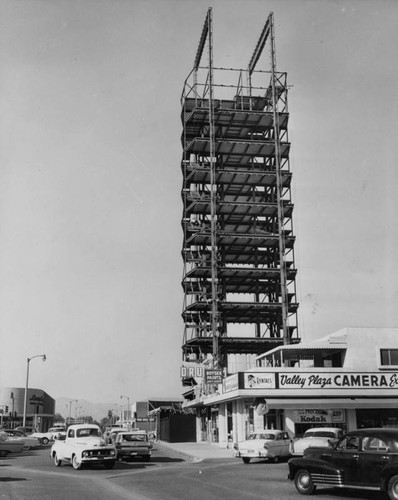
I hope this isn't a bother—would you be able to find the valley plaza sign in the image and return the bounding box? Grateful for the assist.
[279,372,398,390]
[219,370,398,394]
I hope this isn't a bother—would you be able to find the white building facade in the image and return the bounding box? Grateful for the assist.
[182,328,398,446]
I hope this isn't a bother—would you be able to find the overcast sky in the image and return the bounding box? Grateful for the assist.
[0,0,397,406]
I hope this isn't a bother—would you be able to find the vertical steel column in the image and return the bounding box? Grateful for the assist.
[207,9,220,367]
[269,13,289,344]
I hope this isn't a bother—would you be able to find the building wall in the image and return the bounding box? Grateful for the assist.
[343,327,398,369]
[0,386,55,431]
[184,328,398,446]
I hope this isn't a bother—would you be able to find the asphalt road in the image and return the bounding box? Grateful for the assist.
[0,445,387,500]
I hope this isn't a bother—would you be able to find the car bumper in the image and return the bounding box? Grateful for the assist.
[81,455,116,463]
[117,449,152,458]
[234,451,271,459]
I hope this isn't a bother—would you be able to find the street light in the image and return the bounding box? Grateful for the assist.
[68,399,78,425]
[120,395,130,422]
[23,354,46,427]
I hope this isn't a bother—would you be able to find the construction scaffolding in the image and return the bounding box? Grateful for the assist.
[181,10,299,374]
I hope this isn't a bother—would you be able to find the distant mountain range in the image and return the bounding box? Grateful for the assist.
[55,397,117,423]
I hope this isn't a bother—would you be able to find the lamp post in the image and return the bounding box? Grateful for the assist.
[23,354,46,428]
[68,399,78,425]
[120,395,130,422]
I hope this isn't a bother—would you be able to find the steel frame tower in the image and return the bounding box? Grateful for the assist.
[181,10,299,373]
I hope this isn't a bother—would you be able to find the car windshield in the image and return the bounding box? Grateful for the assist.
[120,434,147,442]
[77,428,101,438]
[304,431,336,438]
[248,433,275,440]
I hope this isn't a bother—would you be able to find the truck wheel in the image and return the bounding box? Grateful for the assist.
[72,455,82,470]
[54,453,62,467]
[388,475,398,500]
[41,437,49,445]
[104,461,115,469]
[242,457,251,464]
[294,469,316,495]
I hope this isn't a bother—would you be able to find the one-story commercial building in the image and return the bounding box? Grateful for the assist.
[182,328,398,446]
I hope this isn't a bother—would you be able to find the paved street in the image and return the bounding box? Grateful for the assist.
[0,445,386,500]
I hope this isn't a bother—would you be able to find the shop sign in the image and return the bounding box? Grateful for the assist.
[180,363,205,380]
[205,369,223,385]
[224,373,239,393]
[279,372,398,390]
[293,409,345,424]
[244,372,276,389]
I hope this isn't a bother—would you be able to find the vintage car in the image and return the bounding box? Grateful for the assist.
[31,427,67,444]
[0,430,25,456]
[288,428,398,499]
[290,427,344,456]
[4,430,42,450]
[50,424,116,470]
[233,430,292,463]
[114,430,153,461]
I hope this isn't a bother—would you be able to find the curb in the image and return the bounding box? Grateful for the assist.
[154,441,202,463]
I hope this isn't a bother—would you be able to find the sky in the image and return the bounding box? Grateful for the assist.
[0,0,397,406]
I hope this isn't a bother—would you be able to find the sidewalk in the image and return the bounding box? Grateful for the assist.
[155,440,235,463]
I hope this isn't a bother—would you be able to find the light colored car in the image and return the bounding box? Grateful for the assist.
[233,430,292,463]
[4,430,42,450]
[50,424,116,470]
[30,427,66,445]
[289,426,344,456]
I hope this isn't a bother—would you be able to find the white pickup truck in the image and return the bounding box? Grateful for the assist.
[50,424,116,470]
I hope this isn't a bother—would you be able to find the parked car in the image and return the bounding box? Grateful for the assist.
[114,431,153,462]
[233,430,292,463]
[14,426,39,435]
[104,428,127,445]
[0,430,24,456]
[290,427,344,456]
[288,427,398,499]
[4,430,42,450]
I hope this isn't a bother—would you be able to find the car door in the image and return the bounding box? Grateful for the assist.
[279,432,290,456]
[331,434,361,485]
[360,435,391,486]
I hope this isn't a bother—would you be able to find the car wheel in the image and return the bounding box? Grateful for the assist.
[72,455,82,470]
[388,475,398,500]
[294,469,316,495]
[54,453,62,467]
[242,457,251,464]
[104,461,115,469]
[41,437,49,445]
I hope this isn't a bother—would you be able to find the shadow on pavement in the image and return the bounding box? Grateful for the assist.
[313,487,384,499]
[0,477,27,482]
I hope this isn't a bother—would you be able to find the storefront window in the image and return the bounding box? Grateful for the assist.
[263,409,283,430]
[357,408,398,428]
[380,349,398,367]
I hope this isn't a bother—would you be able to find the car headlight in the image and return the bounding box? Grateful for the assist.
[82,451,89,458]
[110,449,116,456]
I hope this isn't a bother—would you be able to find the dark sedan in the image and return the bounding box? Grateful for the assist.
[288,428,398,500]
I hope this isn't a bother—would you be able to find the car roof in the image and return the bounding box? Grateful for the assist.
[304,427,342,432]
[69,424,100,430]
[347,428,398,438]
